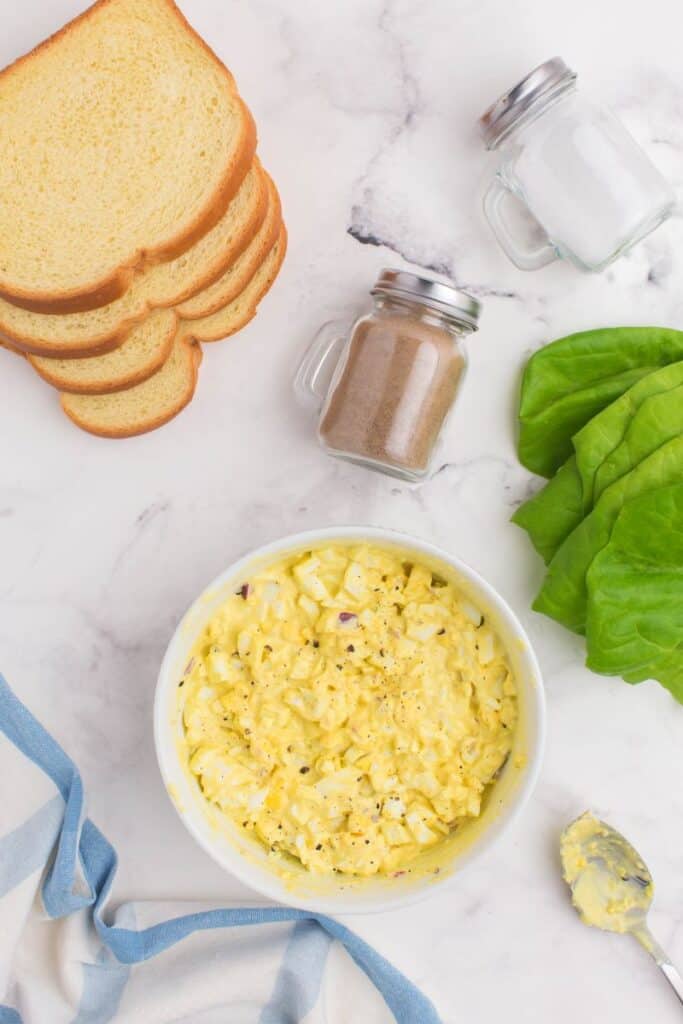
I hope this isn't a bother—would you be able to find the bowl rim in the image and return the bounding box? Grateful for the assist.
[154,525,546,914]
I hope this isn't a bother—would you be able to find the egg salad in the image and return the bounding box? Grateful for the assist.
[180,544,517,878]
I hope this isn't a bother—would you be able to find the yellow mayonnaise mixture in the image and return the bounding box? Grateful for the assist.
[180,544,517,877]
[560,813,653,933]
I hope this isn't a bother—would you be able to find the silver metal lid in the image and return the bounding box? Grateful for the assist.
[371,269,480,331]
[478,57,577,150]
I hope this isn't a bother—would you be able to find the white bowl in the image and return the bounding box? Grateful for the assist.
[154,527,545,914]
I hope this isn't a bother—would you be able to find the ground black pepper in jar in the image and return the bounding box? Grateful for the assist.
[294,269,481,482]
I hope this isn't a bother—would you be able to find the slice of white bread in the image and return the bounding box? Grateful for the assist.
[0,0,256,313]
[29,310,177,394]
[0,162,267,357]
[177,174,282,320]
[61,335,202,438]
[183,227,288,344]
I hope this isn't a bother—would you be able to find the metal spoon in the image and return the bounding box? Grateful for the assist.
[560,811,683,1007]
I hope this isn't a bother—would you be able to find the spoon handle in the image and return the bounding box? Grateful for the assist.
[633,925,683,1007]
[659,962,683,1007]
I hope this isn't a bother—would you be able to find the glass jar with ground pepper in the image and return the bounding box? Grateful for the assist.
[294,269,480,482]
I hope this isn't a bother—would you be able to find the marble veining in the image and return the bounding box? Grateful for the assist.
[2,1,683,1021]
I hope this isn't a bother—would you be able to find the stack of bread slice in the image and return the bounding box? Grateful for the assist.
[0,0,286,437]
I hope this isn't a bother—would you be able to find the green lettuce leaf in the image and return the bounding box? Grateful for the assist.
[533,436,683,634]
[514,365,683,563]
[511,456,584,564]
[519,366,649,479]
[573,361,683,508]
[585,485,683,702]
[625,661,683,701]
[593,382,683,500]
[518,327,683,477]
[624,657,683,700]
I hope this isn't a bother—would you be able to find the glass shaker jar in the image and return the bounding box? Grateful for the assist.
[479,57,675,272]
[294,269,480,482]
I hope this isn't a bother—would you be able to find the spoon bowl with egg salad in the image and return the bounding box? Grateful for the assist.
[155,528,545,913]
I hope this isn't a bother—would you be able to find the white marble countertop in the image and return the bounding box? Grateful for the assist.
[3,0,683,1020]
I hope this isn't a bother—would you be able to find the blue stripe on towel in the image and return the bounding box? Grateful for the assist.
[70,953,131,1024]
[71,905,136,1024]
[0,675,441,1024]
[0,795,63,899]
[0,1008,22,1023]
[259,919,332,1023]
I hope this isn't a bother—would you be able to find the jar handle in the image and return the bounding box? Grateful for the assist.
[293,320,348,410]
[483,176,558,271]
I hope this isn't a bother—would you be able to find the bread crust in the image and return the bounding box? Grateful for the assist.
[177,174,282,321]
[28,312,178,394]
[0,0,256,314]
[0,317,138,360]
[60,336,202,437]
[0,161,269,357]
[184,225,288,344]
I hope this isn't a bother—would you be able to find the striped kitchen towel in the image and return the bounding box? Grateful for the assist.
[0,675,441,1024]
